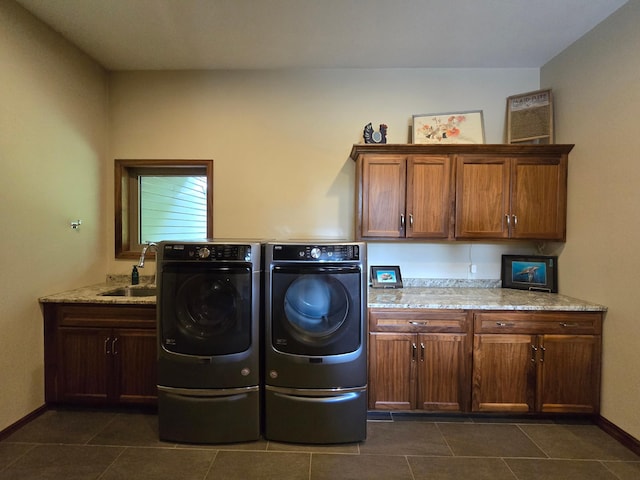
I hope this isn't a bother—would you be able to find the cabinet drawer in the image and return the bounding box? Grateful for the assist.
[56,304,156,329]
[474,311,602,335]
[369,309,469,333]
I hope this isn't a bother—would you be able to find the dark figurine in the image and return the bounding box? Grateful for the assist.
[363,123,387,144]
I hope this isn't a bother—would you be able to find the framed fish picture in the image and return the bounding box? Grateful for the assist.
[501,255,558,293]
[370,265,403,289]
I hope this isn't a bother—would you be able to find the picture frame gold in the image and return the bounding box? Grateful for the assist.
[506,89,554,144]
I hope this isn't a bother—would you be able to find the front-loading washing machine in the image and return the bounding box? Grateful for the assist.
[156,240,261,443]
[264,242,367,444]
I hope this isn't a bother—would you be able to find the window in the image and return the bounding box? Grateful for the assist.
[115,159,213,259]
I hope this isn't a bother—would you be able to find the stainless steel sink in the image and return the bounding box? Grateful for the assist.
[100,286,156,297]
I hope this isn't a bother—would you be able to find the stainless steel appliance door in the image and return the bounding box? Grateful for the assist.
[264,385,367,443]
[160,263,252,356]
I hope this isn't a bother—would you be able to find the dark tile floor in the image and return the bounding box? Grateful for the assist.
[1,409,639,479]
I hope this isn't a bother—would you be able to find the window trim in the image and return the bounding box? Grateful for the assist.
[115,159,214,259]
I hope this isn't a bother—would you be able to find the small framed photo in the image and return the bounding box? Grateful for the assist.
[370,266,403,289]
[501,255,558,293]
[412,110,485,144]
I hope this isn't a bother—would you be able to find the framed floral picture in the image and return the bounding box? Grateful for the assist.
[412,110,485,144]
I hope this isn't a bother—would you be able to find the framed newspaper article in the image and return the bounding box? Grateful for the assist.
[506,89,553,144]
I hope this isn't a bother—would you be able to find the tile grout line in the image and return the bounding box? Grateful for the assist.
[200,450,219,480]
[434,422,458,457]
[516,423,552,459]
[95,445,128,480]
[500,457,521,480]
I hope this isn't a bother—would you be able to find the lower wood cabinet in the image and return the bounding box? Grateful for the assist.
[368,308,603,416]
[368,309,471,412]
[471,311,602,414]
[43,303,157,406]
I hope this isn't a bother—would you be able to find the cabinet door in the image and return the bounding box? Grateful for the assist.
[455,156,510,238]
[368,333,415,410]
[112,328,158,404]
[360,155,406,238]
[416,333,468,412]
[537,335,600,413]
[57,327,111,403]
[510,157,567,240]
[406,156,452,238]
[472,334,536,412]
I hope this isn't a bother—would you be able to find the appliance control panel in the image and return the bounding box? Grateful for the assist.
[272,244,361,261]
[161,243,252,261]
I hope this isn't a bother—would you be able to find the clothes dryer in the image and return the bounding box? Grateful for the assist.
[264,242,367,444]
[156,241,261,443]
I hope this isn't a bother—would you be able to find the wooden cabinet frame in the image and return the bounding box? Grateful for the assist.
[471,311,602,414]
[367,307,603,417]
[351,144,572,242]
[358,154,454,239]
[43,303,157,406]
[455,154,568,240]
[368,309,472,412]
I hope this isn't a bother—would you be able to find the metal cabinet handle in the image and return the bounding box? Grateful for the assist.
[496,322,515,327]
[400,214,405,230]
[409,214,414,227]
[559,322,579,327]
[112,337,119,355]
[512,215,518,228]
[409,321,428,326]
[505,214,510,226]
[420,343,425,362]
[104,337,111,355]
[539,346,545,362]
[531,344,538,363]
[411,343,417,361]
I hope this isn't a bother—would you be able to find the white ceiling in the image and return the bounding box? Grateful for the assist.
[15,0,627,70]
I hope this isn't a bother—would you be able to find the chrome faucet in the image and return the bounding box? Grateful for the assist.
[137,242,158,268]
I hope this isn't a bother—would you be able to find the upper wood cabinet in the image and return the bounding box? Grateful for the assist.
[350,144,573,242]
[455,154,569,240]
[357,154,453,239]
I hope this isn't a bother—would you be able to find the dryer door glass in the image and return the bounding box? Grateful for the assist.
[271,266,362,355]
[160,264,253,356]
[284,276,348,338]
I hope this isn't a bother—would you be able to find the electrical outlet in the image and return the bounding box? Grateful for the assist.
[470,264,477,274]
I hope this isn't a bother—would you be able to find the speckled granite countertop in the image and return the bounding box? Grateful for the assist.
[368,287,607,312]
[39,277,606,312]
[39,279,156,306]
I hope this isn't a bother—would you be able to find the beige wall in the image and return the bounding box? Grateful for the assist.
[0,2,107,430]
[542,1,640,441]
[107,69,539,275]
[6,0,634,443]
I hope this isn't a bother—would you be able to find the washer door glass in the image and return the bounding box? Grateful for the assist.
[160,264,252,356]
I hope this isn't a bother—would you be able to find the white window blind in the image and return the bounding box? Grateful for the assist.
[139,175,207,243]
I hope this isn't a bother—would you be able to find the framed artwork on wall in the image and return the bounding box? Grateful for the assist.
[370,266,403,289]
[506,89,554,144]
[501,255,558,293]
[412,110,485,144]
